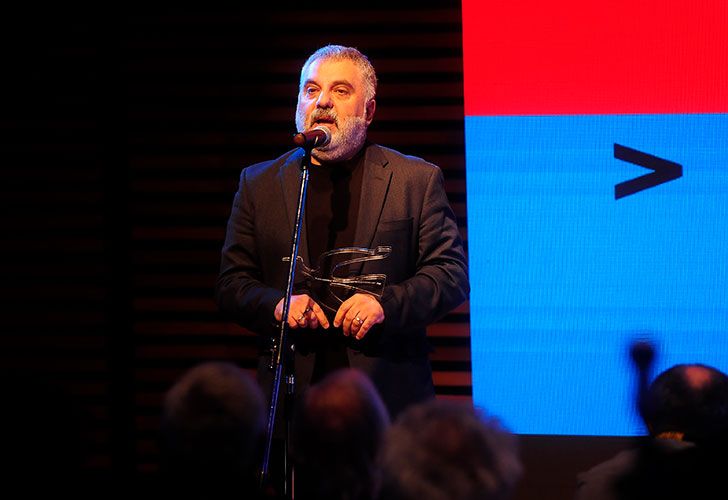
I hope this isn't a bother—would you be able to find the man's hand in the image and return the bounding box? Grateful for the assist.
[274,294,330,330]
[333,293,385,340]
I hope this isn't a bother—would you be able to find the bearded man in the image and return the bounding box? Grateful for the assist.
[216,45,468,417]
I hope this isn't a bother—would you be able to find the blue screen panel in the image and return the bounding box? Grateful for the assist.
[466,113,728,435]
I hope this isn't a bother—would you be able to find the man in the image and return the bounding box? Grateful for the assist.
[215,44,469,417]
[378,400,522,500]
[574,363,728,500]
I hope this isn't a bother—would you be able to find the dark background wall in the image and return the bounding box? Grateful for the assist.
[0,4,634,498]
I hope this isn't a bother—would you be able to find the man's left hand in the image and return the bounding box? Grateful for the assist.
[333,293,385,340]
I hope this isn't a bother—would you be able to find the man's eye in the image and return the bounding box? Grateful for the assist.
[335,88,349,96]
[305,87,318,96]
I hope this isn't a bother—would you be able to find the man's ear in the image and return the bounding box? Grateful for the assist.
[365,99,376,125]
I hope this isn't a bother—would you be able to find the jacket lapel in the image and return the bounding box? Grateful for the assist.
[354,144,392,250]
[279,144,391,271]
[278,149,311,266]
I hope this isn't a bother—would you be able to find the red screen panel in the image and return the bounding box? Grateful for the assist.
[462,0,728,115]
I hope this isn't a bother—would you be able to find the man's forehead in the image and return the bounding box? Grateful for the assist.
[303,58,363,86]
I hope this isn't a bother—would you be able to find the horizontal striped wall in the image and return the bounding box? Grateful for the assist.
[1,3,469,475]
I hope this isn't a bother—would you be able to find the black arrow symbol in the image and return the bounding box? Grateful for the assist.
[614,144,682,200]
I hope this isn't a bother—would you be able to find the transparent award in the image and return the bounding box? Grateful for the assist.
[283,245,391,313]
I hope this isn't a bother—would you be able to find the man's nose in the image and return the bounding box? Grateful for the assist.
[316,90,333,108]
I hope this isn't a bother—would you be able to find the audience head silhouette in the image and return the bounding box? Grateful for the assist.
[291,368,390,500]
[642,363,728,443]
[159,361,265,498]
[378,399,522,500]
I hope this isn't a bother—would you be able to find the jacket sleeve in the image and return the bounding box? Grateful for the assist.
[215,168,284,336]
[379,166,469,334]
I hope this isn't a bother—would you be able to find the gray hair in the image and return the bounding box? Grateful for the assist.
[378,400,522,500]
[299,45,377,102]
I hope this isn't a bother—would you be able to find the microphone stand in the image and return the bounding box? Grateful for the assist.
[260,143,314,499]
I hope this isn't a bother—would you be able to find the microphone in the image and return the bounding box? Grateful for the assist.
[630,339,655,424]
[293,126,331,149]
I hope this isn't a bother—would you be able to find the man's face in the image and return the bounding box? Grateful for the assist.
[295,57,375,163]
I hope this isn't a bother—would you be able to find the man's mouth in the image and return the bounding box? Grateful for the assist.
[312,116,336,127]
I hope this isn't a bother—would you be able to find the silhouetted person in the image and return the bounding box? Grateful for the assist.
[642,363,728,444]
[378,400,522,500]
[575,362,728,500]
[159,361,265,499]
[291,368,390,500]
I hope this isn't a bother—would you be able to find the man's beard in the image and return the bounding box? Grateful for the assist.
[295,106,368,163]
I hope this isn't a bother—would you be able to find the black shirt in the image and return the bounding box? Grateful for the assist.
[305,148,365,382]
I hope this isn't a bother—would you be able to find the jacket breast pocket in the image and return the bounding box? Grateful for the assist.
[378,218,413,232]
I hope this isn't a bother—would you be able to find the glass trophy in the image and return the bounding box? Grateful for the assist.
[283,245,391,313]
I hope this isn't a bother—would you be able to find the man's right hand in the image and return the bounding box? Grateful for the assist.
[274,294,330,330]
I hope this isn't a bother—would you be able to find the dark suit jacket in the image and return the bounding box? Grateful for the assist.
[574,439,695,500]
[215,143,469,416]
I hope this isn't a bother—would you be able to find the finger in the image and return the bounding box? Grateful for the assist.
[298,308,311,328]
[349,320,361,337]
[354,314,378,340]
[289,309,308,329]
[344,310,363,337]
[306,308,320,329]
[334,299,355,329]
[354,320,370,340]
[352,313,367,337]
[309,301,330,329]
[344,309,360,336]
[278,294,307,325]
[274,298,284,322]
[356,307,385,339]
